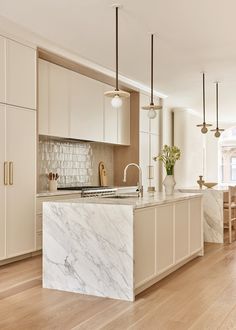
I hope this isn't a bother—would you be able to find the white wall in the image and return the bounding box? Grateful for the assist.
[173,109,205,187]
[173,109,236,187]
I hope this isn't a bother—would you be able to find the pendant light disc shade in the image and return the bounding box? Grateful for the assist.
[142,104,162,110]
[104,90,130,98]
[196,123,212,128]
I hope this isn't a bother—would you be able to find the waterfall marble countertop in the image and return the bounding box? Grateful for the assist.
[43,191,203,301]
[43,191,202,209]
[179,187,226,243]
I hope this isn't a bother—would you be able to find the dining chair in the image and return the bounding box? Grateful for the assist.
[223,186,236,243]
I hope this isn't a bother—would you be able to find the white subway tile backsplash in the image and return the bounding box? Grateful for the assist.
[38,138,114,191]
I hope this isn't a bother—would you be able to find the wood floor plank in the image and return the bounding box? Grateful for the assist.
[0,242,236,329]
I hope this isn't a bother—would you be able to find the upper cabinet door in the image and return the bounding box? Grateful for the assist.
[38,59,49,135]
[0,37,6,103]
[69,71,104,142]
[48,62,69,138]
[103,84,118,144]
[6,39,36,110]
[118,96,130,145]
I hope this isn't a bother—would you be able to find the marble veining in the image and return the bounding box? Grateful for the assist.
[179,188,224,243]
[43,202,134,301]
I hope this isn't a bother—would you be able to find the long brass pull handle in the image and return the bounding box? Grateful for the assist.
[4,161,8,185]
[9,161,13,185]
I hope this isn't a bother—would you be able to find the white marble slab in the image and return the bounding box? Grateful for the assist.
[179,188,224,243]
[43,202,134,301]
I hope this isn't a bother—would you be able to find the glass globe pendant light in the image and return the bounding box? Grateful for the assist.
[196,72,212,133]
[142,34,162,118]
[210,82,224,138]
[104,5,130,108]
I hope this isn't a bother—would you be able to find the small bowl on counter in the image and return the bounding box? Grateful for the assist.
[203,182,217,189]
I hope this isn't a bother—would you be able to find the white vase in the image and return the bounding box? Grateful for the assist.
[163,175,176,195]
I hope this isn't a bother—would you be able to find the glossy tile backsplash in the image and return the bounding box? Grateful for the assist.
[38,138,114,191]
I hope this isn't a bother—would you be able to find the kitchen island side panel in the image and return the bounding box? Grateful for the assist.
[43,202,134,301]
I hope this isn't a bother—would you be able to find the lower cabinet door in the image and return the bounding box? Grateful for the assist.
[6,106,36,257]
[134,208,156,287]
[156,204,174,273]
[190,198,202,254]
[175,200,189,263]
[0,104,6,259]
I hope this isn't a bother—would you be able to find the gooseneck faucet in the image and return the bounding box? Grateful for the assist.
[123,163,143,198]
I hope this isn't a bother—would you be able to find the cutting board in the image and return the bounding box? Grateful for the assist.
[99,161,108,186]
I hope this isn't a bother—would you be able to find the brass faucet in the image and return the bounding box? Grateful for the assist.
[123,163,143,198]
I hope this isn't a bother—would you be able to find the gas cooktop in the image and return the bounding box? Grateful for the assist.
[57,186,112,191]
[57,186,117,197]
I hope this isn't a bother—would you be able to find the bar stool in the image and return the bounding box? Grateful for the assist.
[223,186,236,243]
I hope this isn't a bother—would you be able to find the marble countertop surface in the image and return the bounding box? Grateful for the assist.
[44,192,202,209]
[179,186,228,193]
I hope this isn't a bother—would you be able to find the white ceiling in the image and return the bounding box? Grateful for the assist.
[0,0,236,122]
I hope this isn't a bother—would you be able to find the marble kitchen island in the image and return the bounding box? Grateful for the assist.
[43,192,203,301]
[179,187,228,243]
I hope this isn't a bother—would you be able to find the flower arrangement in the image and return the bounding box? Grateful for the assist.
[153,145,181,175]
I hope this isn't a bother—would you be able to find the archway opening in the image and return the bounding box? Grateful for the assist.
[218,126,236,185]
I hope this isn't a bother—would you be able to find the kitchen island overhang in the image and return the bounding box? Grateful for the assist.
[43,192,203,301]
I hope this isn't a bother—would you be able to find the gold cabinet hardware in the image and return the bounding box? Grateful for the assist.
[4,161,8,185]
[9,161,13,185]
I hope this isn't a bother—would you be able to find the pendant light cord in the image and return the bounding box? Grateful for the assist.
[151,34,154,105]
[115,6,119,91]
[203,72,206,124]
[216,82,219,129]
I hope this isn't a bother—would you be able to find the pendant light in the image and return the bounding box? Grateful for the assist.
[142,34,162,119]
[104,5,130,108]
[197,72,212,133]
[211,82,224,138]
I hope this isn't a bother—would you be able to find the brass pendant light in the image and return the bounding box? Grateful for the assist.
[142,34,162,119]
[196,72,212,133]
[210,82,224,138]
[104,5,130,108]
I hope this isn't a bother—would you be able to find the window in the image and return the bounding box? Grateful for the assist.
[231,157,236,181]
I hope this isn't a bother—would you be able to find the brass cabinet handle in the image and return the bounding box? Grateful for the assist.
[9,161,13,185]
[4,161,8,185]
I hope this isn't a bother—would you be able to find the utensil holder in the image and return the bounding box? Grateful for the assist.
[49,180,58,192]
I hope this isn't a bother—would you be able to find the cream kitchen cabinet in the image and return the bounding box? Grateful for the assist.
[134,197,203,290]
[0,36,6,103]
[0,104,36,260]
[0,37,36,109]
[134,207,156,285]
[69,70,104,142]
[38,59,49,135]
[103,85,118,144]
[6,39,36,110]
[38,60,130,145]
[118,96,130,145]
[139,131,159,191]
[49,62,70,138]
[38,60,69,137]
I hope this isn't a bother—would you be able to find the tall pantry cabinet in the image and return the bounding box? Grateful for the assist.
[0,36,36,260]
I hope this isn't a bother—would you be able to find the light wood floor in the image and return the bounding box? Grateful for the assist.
[1,243,236,329]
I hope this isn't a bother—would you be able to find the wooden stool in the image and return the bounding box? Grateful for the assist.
[224,186,236,243]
